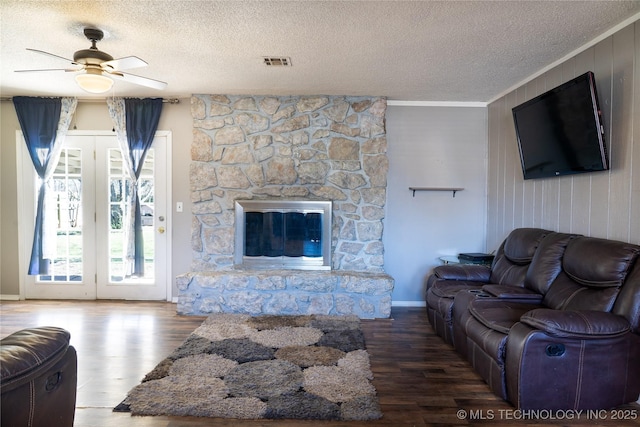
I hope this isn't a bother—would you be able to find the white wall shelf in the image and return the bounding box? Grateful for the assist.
[409,187,464,197]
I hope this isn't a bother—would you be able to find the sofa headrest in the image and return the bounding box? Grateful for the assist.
[524,232,577,295]
[502,228,552,265]
[563,237,640,287]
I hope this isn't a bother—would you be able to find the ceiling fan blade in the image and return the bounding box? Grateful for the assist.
[26,48,77,65]
[108,70,167,90]
[15,68,81,73]
[101,56,148,71]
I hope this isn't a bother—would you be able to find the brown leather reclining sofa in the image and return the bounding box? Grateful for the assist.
[1,327,77,427]
[426,228,640,410]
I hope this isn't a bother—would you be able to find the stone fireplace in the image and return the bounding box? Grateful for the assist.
[176,95,394,318]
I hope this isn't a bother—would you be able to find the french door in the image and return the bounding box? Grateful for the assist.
[17,131,171,300]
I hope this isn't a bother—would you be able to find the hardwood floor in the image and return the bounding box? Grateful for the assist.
[1,301,638,426]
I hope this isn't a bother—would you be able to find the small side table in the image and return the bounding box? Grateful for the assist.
[439,255,493,267]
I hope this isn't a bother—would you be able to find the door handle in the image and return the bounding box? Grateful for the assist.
[158,226,165,234]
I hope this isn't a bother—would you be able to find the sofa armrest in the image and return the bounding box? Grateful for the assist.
[505,322,640,410]
[482,284,543,302]
[520,309,630,339]
[1,327,77,427]
[432,264,491,282]
[1,327,71,386]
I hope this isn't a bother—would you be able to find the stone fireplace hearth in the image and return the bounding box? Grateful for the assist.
[176,95,394,318]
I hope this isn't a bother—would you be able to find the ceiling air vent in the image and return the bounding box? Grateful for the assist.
[263,57,291,67]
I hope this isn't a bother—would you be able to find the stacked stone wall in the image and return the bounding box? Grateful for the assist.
[189,95,389,272]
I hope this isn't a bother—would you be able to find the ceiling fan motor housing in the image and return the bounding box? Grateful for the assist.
[73,48,113,64]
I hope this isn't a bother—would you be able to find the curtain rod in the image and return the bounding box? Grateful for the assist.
[0,97,180,104]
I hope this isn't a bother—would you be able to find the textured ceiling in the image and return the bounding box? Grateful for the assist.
[1,1,639,102]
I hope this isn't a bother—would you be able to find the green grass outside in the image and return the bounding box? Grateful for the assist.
[55,226,155,259]
[51,226,155,279]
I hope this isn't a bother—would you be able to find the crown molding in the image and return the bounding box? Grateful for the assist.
[387,100,487,107]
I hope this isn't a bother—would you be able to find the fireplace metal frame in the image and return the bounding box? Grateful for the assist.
[234,200,332,270]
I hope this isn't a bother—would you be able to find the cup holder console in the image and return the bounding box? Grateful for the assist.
[469,289,491,297]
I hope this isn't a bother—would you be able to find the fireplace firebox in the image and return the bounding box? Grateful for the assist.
[234,200,332,270]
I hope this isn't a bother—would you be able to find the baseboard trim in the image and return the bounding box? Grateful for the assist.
[392,300,426,307]
[0,294,21,301]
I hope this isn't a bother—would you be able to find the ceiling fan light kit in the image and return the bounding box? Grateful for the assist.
[75,70,113,93]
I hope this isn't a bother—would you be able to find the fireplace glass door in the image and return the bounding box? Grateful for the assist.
[244,212,322,258]
[235,200,332,270]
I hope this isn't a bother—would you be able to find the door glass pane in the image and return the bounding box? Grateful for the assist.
[139,150,155,279]
[108,147,125,282]
[108,148,155,283]
[39,148,83,282]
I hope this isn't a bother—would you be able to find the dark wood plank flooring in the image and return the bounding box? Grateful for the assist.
[1,301,638,426]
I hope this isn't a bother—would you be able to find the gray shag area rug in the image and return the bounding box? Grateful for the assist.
[114,313,382,421]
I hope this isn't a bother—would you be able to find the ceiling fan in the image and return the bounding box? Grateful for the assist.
[16,27,167,93]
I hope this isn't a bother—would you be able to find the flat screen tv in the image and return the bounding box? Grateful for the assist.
[512,71,608,180]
